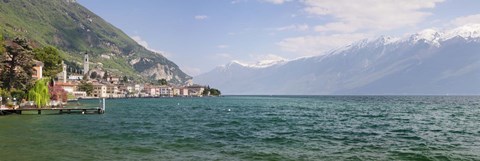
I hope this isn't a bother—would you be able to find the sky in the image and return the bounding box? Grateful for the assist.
[76,0,480,76]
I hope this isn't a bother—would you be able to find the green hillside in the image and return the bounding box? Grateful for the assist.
[0,0,191,84]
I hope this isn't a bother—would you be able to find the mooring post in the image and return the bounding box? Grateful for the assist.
[102,98,105,113]
[38,110,41,115]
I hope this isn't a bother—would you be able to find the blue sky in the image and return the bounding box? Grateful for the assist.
[77,0,480,76]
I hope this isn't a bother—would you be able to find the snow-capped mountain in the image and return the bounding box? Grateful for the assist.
[195,25,480,95]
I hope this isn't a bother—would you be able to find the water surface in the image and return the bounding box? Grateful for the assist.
[1,96,480,160]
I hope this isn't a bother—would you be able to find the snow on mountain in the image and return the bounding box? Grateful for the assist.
[405,24,480,46]
[195,24,480,95]
[444,24,480,40]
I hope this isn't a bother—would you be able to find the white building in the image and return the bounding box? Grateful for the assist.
[68,75,84,80]
[92,83,107,98]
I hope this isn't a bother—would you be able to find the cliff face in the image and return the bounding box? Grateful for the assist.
[0,0,192,84]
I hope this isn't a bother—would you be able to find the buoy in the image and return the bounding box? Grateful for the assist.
[227,109,231,112]
[177,103,180,106]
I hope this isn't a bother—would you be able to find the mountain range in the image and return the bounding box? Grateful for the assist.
[195,24,480,95]
[0,0,191,84]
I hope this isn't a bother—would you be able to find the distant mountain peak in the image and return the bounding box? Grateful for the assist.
[444,24,480,40]
[196,24,480,95]
[223,58,287,69]
[406,24,480,45]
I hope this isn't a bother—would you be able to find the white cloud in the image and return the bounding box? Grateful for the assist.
[276,24,309,31]
[194,15,208,20]
[131,35,171,58]
[303,0,444,33]
[277,33,369,56]
[452,14,480,26]
[217,45,230,49]
[263,0,290,4]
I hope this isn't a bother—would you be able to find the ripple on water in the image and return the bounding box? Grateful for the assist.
[1,96,480,160]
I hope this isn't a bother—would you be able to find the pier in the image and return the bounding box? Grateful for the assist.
[0,98,105,115]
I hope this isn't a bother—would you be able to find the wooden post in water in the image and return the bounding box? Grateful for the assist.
[102,98,105,114]
[38,110,41,115]
[98,98,105,114]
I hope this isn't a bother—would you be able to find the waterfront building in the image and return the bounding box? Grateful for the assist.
[159,85,172,96]
[106,84,119,98]
[186,85,205,97]
[55,82,78,93]
[92,83,107,98]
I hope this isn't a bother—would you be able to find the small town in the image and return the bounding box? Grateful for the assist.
[0,38,220,111]
[58,53,215,99]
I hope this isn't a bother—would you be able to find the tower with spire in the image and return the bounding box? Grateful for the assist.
[62,61,67,83]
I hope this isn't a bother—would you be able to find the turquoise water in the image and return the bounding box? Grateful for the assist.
[1,96,480,160]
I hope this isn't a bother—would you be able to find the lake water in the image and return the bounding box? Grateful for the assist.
[1,96,480,160]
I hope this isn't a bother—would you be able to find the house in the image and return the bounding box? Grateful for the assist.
[186,85,205,97]
[172,88,180,96]
[106,84,119,98]
[107,76,121,84]
[72,91,87,98]
[92,83,107,98]
[179,88,189,96]
[126,86,134,93]
[159,85,172,96]
[134,84,142,93]
[68,75,84,81]
[32,61,43,80]
[55,82,78,93]
[143,85,159,97]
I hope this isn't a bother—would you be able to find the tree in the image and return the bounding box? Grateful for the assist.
[0,35,4,54]
[0,37,35,91]
[27,78,50,108]
[122,76,128,83]
[0,35,4,86]
[103,70,108,80]
[202,86,211,95]
[157,78,168,85]
[209,88,221,96]
[34,46,62,78]
[90,71,97,79]
[49,84,67,102]
[201,86,221,96]
[78,81,93,96]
